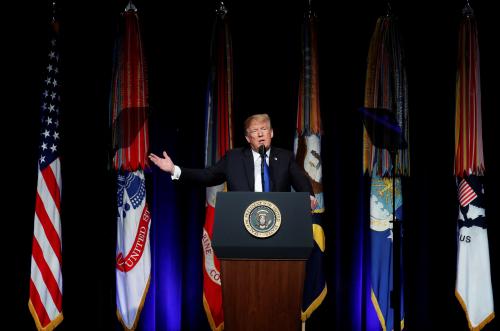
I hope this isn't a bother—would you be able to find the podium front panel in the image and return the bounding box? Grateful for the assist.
[212,192,313,259]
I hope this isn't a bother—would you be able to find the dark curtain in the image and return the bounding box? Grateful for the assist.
[7,1,498,331]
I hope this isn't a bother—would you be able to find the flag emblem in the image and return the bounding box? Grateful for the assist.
[458,178,477,207]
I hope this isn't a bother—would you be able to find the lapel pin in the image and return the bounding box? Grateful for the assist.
[274,157,277,161]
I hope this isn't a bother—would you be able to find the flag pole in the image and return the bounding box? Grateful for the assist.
[125,0,137,12]
[51,1,56,23]
[390,147,401,331]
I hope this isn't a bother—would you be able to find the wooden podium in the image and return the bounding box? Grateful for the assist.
[212,192,313,331]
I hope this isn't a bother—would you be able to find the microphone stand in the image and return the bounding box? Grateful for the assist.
[259,145,265,191]
[390,146,401,331]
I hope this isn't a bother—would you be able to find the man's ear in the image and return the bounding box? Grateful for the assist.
[245,135,250,143]
[270,129,274,138]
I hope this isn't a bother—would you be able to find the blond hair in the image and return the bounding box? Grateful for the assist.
[244,114,272,136]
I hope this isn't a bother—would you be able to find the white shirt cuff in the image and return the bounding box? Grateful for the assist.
[171,165,181,180]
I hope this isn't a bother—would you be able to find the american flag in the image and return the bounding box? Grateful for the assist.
[458,178,477,207]
[28,21,64,331]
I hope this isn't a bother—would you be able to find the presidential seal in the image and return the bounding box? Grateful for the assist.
[243,200,281,238]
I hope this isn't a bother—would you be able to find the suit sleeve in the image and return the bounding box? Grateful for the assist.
[289,157,314,196]
[179,154,227,187]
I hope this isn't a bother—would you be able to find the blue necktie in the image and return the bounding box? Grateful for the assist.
[263,154,270,192]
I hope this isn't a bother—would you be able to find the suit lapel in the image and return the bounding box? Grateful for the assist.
[243,148,255,191]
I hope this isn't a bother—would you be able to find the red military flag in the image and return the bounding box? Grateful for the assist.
[202,3,233,330]
[110,3,152,330]
[29,17,64,331]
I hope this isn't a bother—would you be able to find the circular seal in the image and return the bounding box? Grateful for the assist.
[243,200,282,238]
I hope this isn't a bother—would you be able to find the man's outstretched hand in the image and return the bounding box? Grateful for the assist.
[149,151,175,174]
[310,195,318,211]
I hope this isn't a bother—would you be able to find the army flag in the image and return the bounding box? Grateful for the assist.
[110,4,152,330]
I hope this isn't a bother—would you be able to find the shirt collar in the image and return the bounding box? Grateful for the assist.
[251,147,270,161]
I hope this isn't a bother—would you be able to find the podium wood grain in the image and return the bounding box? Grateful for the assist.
[220,260,305,331]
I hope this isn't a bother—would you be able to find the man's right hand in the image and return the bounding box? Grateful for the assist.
[149,151,175,174]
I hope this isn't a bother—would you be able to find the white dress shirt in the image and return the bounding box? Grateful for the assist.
[252,148,270,192]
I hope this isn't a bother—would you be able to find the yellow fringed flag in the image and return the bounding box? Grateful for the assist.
[294,9,327,324]
[454,5,495,330]
[363,13,409,331]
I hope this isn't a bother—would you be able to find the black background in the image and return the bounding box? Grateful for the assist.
[5,0,499,330]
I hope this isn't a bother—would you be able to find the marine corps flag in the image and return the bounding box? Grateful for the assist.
[293,7,327,325]
[202,3,233,330]
[110,3,151,330]
[29,15,64,331]
[454,5,495,330]
[363,12,409,331]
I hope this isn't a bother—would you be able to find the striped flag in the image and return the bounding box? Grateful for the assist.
[110,4,152,330]
[28,19,64,331]
[363,13,409,331]
[202,4,233,330]
[454,5,495,330]
[293,8,327,324]
[458,179,477,207]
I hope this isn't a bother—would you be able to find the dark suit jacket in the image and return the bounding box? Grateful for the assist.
[180,147,313,194]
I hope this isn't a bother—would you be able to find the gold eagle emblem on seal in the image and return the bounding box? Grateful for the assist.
[243,200,282,238]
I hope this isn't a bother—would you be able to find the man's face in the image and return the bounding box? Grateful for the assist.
[245,119,273,151]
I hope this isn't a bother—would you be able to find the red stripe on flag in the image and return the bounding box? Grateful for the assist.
[31,237,63,311]
[35,193,63,264]
[30,279,51,327]
[41,165,61,214]
[459,179,477,207]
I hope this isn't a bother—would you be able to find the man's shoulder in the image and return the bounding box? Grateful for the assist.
[271,146,291,153]
[271,146,293,157]
[227,147,246,154]
[224,147,249,158]
[224,146,293,157]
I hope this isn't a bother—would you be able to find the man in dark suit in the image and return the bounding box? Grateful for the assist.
[148,113,317,209]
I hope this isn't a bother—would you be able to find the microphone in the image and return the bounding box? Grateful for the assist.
[258,144,266,157]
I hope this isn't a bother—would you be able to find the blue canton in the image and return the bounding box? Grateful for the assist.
[39,37,61,169]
